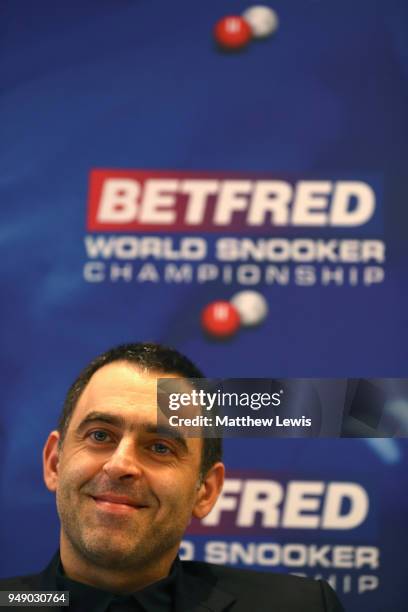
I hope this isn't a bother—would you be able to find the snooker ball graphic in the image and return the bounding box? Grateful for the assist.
[231,290,268,327]
[213,16,252,51]
[242,6,279,39]
[201,300,241,338]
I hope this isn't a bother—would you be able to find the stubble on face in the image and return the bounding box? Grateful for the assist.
[56,466,196,571]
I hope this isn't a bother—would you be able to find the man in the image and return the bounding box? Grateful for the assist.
[0,343,344,611]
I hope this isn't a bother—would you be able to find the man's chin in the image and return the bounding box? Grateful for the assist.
[80,539,144,570]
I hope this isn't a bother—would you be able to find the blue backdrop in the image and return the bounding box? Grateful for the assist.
[1,1,408,610]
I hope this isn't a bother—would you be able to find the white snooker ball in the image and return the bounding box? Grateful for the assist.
[242,6,279,39]
[230,290,269,327]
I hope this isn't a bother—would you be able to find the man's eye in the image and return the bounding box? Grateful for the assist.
[89,430,111,443]
[150,442,172,455]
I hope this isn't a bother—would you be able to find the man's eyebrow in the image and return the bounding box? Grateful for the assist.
[75,411,189,452]
[76,411,126,431]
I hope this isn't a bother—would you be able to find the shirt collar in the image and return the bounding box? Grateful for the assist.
[48,551,180,612]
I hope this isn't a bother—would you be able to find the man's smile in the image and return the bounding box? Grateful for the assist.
[91,494,149,515]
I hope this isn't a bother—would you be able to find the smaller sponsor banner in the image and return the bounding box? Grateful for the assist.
[182,467,382,602]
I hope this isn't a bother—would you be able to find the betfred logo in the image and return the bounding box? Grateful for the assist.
[87,170,377,233]
[188,477,370,535]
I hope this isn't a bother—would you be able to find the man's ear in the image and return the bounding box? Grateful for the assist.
[43,430,61,492]
[192,462,225,520]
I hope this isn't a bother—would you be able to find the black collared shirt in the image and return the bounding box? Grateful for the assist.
[50,552,180,612]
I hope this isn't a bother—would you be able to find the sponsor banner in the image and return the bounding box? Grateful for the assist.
[157,378,408,437]
[83,169,386,290]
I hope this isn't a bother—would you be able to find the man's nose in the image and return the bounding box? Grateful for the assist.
[102,438,142,480]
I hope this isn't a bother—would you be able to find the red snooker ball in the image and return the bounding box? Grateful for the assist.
[201,300,241,338]
[214,16,252,51]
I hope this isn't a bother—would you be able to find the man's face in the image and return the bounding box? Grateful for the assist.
[43,362,221,572]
